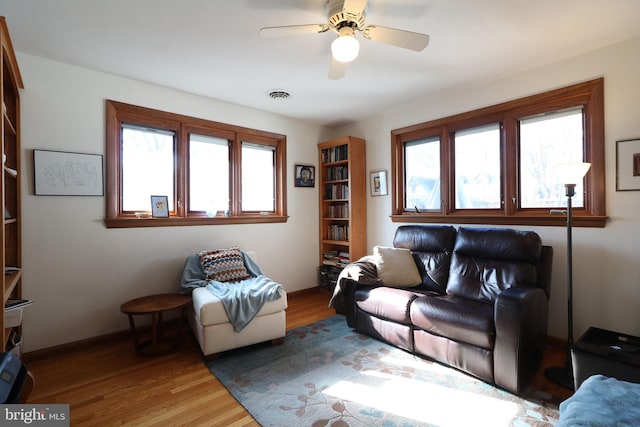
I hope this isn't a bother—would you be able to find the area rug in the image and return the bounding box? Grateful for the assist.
[206,315,560,426]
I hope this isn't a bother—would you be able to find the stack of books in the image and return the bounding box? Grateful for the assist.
[322,251,340,266]
[338,252,350,266]
[322,251,351,267]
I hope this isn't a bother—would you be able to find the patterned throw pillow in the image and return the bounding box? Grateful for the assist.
[197,247,251,283]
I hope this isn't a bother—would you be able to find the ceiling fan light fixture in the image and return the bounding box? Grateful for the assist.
[331,27,359,63]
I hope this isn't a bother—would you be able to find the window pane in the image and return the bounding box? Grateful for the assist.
[122,125,175,212]
[520,108,584,208]
[454,124,501,209]
[405,137,441,210]
[242,142,275,212]
[189,134,229,214]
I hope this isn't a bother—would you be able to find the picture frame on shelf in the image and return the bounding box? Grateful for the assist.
[295,164,315,187]
[33,149,104,196]
[616,138,640,191]
[370,170,388,196]
[151,195,169,218]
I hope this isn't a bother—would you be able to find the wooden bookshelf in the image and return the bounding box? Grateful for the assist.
[1,16,24,351]
[318,136,366,277]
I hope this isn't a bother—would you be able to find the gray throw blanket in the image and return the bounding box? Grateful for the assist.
[557,374,640,426]
[179,252,282,332]
[206,275,282,332]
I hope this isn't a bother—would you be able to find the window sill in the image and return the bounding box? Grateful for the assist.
[390,213,608,228]
[104,215,289,228]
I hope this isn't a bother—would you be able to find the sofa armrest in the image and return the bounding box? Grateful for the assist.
[493,286,549,393]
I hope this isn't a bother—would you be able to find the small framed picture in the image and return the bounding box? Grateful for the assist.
[295,164,315,187]
[150,195,169,217]
[370,170,388,196]
[616,138,640,191]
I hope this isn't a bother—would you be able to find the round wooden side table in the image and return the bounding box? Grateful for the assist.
[120,293,192,357]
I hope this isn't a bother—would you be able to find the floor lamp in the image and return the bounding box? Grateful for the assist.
[544,162,591,390]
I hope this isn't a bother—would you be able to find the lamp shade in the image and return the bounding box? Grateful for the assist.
[554,162,591,185]
[331,27,359,63]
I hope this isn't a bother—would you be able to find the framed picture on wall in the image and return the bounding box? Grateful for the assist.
[616,138,640,191]
[151,195,169,217]
[33,149,104,196]
[370,170,388,196]
[295,164,315,187]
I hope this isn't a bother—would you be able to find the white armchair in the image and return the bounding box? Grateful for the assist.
[181,250,287,356]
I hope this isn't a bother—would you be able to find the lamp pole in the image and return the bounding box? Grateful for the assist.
[544,183,577,390]
[565,183,575,353]
[544,158,590,390]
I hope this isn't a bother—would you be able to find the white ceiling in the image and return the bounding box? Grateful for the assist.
[2,0,640,127]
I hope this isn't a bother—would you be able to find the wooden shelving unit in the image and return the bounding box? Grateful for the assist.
[317,136,366,284]
[1,17,24,351]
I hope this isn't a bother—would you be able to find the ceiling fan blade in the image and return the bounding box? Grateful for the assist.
[343,0,369,16]
[328,57,347,80]
[259,24,329,38]
[363,25,430,52]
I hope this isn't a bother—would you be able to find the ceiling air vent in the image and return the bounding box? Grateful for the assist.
[267,90,291,100]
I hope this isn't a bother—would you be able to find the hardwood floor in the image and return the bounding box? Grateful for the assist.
[24,288,573,426]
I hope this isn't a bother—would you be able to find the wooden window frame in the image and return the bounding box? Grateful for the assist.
[105,100,288,228]
[391,78,607,227]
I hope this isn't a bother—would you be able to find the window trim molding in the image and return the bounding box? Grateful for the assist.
[105,100,288,228]
[391,78,607,227]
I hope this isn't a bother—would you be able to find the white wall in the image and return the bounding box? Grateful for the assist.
[18,35,640,352]
[18,53,322,352]
[328,36,640,341]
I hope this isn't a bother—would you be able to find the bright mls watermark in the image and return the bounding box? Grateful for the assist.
[1,405,69,426]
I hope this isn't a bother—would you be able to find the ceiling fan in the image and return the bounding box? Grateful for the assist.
[259,0,430,80]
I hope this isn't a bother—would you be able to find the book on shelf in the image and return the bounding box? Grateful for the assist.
[5,299,32,311]
[327,224,349,241]
[328,203,349,219]
[321,145,348,163]
[324,183,349,200]
[326,165,349,181]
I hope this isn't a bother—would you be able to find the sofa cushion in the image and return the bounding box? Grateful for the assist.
[373,246,422,287]
[354,287,423,325]
[446,227,541,302]
[410,294,495,349]
[393,225,457,293]
[198,247,251,283]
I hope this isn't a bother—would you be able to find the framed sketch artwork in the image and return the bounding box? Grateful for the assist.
[34,149,104,196]
[616,138,640,191]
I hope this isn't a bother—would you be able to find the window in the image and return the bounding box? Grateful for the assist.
[188,133,229,214]
[241,142,275,212]
[405,136,441,211]
[105,101,287,228]
[122,124,176,212]
[454,124,501,209]
[519,108,585,208]
[391,78,606,227]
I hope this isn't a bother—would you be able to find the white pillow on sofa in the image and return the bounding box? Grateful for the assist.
[373,246,422,287]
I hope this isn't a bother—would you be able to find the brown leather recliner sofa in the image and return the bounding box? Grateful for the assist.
[336,225,553,394]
